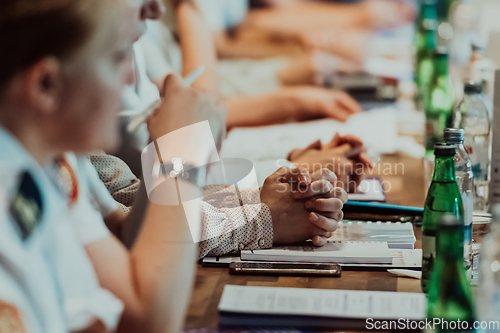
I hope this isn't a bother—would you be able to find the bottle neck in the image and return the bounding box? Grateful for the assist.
[418,2,438,50]
[443,141,465,151]
[437,224,464,259]
[457,142,467,154]
[433,155,456,182]
[434,54,449,76]
[420,3,438,21]
[437,0,455,20]
[425,29,437,51]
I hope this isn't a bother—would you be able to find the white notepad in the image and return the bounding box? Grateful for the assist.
[328,221,416,249]
[204,249,422,269]
[348,178,386,202]
[219,285,426,320]
[241,241,393,264]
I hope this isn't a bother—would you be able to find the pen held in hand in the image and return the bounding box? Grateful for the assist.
[126,99,161,133]
[182,65,206,87]
[124,65,206,133]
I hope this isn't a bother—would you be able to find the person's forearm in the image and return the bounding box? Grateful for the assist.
[244,4,369,39]
[119,179,200,333]
[176,2,219,94]
[213,29,301,59]
[257,0,299,8]
[198,186,273,258]
[301,1,372,29]
[89,75,224,333]
[225,91,298,128]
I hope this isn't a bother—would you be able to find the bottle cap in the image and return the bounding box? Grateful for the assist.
[444,128,465,144]
[438,22,454,41]
[439,214,464,227]
[434,143,455,157]
[464,82,482,94]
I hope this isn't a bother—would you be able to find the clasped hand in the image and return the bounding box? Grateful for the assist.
[260,166,347,247]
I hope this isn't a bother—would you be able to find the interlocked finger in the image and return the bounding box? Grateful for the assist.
[292,179,334,199]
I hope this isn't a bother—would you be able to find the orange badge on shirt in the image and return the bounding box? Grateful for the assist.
[0,302,27,333]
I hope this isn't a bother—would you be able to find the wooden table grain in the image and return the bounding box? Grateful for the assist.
[184,155,426,330]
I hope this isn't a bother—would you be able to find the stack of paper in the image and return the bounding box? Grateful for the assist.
[203,249,422,270]
[241,241,393,264]
[219,285,426,329]
[329,221,416,249]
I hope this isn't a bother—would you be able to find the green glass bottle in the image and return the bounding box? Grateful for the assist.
[422,144,464,293]
[436,0,457,22]
[415,0,438,111]
[426,215,475,333]
[424,50,455,154]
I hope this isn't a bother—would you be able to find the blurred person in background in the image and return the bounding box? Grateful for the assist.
[195,0,415,87]
[141,0,372,178]
[143,0,364,129]
[114,0,365,182]
[240,0,416,56]
[94,0,371,227]
[0,1,347,332]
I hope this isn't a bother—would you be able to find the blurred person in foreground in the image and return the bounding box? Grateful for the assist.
[0,1,347,333]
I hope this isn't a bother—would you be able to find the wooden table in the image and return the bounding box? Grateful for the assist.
[184,155,426,330]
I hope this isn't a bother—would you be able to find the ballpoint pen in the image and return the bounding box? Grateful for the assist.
[124,65,206,133]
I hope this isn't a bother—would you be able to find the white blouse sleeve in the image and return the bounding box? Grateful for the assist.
[142,20,180,81]
[196,0,249,31]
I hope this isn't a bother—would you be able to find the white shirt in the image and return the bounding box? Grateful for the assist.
[195,0,249,31]
[53,153,123,332]
[121,39,161,150]
[140,5,285,98]
[142,20,181,82]
[0,126,123,332]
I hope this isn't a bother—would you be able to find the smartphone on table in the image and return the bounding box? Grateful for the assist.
[229,262,341,277]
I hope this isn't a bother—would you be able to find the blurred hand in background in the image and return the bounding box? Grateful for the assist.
[225,85,361,128]
[278,51,364,87]
[283,86,362,122]
[147,74,226,147]
[288,134,373,192]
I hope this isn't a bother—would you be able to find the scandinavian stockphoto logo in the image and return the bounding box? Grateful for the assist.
[141,121,261,243]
